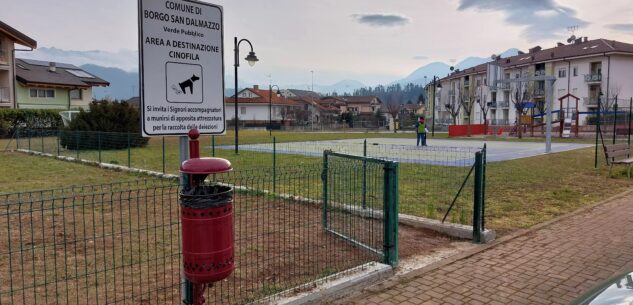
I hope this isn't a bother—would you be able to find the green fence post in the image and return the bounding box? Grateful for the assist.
[211,135,215,157]
[595,97,601,168]
[15,128,19,150]
[162,136,166,174]
[40,130,44,153]
[628,97,633,146]
[613,101,618,145]
[472,151,484,243]
[362,139,367,209]
[383,161,399,267]
[75,131,79,159]
[98,132,102,163]
[28,129,31,151]
[273,137,277,193]
[127,131,131,168]
[321,151,329,229]
[481,145,487,231]
[56,130,60,156]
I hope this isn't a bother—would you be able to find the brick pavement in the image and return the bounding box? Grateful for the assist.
[338,190,633,305]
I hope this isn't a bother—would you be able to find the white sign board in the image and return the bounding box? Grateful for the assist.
[138,0,225,136]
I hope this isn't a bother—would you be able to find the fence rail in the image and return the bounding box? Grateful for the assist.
[1,153,395,304]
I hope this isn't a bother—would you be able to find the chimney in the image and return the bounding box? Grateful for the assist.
[253,85,259,90]
[583,37,588,42]
[48,62,56,72]
[557,42,564,47]
[529,46,542,53]
[574,38,582,44]
[550,52,555,58]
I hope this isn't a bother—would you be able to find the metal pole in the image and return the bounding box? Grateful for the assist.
[75,131,79,159]
[431,77,436,137]
[211,135,215,157]
[15,128,19,150]
[362,139,367,209]
[98,132,102,163]
[28,129,31,150]
[473,151,483,243]
[162,136,166,174]
[234,36,239,154]
[273,137,276,193]
[179,136,192,304]
[383,161,399,267]
[322,151,329,229]
[593,96,600,169]
[127,132,131,168]
[481,144,487,231]
[544,80,553,153]
[628,97,633,146]
[56,130,60,156]
[613,98,618,145]
[269,84,272,137]
[40,130,44,153]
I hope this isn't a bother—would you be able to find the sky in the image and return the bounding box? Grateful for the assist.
[2,0,633,86]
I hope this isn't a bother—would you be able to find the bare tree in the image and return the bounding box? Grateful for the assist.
[476,87,491,134]
[384,99,402,133]
[509,74,533,139]
[600,83,622,112]
[444,95,462,125]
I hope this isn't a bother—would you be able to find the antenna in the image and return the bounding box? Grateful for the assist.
[567,25,578,35]
[490,54,497,60]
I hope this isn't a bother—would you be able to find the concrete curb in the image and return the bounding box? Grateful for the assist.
[272,263,393,305]
[349,187,633,297]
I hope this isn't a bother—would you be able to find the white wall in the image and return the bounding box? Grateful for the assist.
[225,103,288,121]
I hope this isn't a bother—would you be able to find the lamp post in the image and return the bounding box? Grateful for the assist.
[234,37,259,154]
[431,76,442,136]
[269,84,281,137]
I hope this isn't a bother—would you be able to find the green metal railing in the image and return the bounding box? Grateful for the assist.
[13,129,484,231]
[0,158,396,304]
[321,151,399,266]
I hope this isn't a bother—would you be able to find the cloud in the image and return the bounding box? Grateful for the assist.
[413,55,428,60]
[458,0,589,41]
[607,23,633,33]
[351,14,410,27]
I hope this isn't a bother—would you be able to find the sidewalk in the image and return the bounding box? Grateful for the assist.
[338,189,633,305]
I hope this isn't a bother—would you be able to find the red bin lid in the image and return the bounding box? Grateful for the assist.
[180,157,233,174]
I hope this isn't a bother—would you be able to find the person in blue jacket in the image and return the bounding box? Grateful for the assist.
[416,116,427,146]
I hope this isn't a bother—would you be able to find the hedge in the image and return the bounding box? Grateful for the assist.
[60,101,148,150]
[0,109,63,138]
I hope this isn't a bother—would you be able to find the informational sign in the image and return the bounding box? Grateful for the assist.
[138,0,225,136]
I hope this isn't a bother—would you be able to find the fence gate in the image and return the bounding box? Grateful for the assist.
[321,151,399,267]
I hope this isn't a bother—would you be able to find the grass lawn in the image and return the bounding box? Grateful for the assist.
[2,130,632,235]
[0,152,143,193]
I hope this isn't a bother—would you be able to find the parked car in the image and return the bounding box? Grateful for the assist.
[570,270,633,305]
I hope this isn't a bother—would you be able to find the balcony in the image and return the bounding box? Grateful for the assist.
[0,50,7,65]
[534,70,545,76]
[0,87,10,105]
[448,89,456,96]
[463,80,470,87]
[497,100,510,108]
[584,73,602,82]
[532,88,545,97]
[583,97,600,106]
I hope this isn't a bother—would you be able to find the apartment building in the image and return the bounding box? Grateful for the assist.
[0,21,37,108]
[433,37,633,127]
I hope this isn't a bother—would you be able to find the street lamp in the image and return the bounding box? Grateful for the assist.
[269,84,281,137]
[431,76,442,136]
[234,37,259,154]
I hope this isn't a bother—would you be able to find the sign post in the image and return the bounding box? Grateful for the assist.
[138,1,225,303]
[139,0,225,137]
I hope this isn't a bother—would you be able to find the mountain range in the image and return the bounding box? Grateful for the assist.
[20,47,520,100]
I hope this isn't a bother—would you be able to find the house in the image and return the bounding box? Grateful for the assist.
[433,37,633,127]
[225,85,299,126]
[0,21,37,108]
[338,96,382,115]
[280,89,321,99]
[15,59,109,110]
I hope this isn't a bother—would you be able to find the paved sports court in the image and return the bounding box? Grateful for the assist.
[219,138,592,165]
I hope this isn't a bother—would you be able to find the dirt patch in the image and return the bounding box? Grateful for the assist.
[0,184,460,305]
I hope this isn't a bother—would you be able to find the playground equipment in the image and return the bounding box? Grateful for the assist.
[527,94,580,138]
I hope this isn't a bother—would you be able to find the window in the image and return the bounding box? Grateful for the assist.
[573,67,578,77]
[558,68,567,78]
[70,89,82,100]
[29,88,55,98]
[240,106,246,115]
